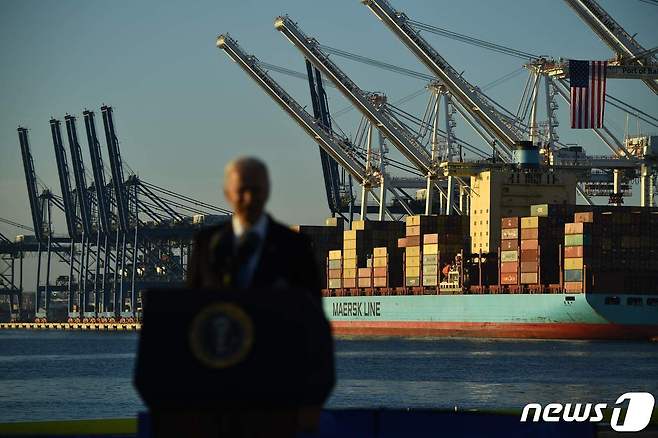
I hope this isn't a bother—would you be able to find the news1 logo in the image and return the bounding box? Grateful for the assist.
[520,392,655,432]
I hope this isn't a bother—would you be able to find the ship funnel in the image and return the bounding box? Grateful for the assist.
[513,141,539,168]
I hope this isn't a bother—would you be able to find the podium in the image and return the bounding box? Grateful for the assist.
[134,288,335,437]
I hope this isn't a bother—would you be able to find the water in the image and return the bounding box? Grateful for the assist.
[1,330,657,423]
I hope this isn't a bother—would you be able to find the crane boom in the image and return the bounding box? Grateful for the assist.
[83,110,112,234]
[50,119,79,238]
[17,128,44,241]
[275,16,434,176]
[216,34,371,184]
[65,115,93,236]
[360,0,523,152]
[563,0,658,95]
[307,60,343,213]
[101,106,130,232]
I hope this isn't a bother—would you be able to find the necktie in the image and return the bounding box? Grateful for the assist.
[235,232,261,288]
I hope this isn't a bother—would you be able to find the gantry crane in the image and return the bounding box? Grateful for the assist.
[306,60,350,217]
[83,109,115,319]
[359,0,526,155]
[275,16,464,215]
[563,0,658,95]
[217,33,430,220]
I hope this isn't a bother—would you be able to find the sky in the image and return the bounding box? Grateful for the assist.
[1,0,657,244]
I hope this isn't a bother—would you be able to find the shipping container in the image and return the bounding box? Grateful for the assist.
[423,254,439,265]
[328,279,342,289]
[520,261,538,272]
[329,250,342,260]
[500,262,518,273]
[343,278,356,288]
[520,272,538,284]
[564,258,584,270]
[501,228,519,240]
[501,273,518,285]
[501,250,519,262]
[405,277,420,287]
[501,240,519,251]
[564,269,583,282]
[520,240,538,250]
[406,246,420,257]
[423,243,438,255]
[501,217,519,229]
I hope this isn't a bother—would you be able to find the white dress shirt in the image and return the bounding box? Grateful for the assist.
[232,214,268,288]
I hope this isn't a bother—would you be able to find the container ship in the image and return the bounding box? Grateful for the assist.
[295,162,658,341]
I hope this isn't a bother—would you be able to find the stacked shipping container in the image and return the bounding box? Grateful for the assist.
[563,209,658,293]
[500,217,519,285]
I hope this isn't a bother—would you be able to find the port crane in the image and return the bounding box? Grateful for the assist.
[274,16,466,216]
[217,33,432,221]
[359,0,658,206]
[306,61,352,218]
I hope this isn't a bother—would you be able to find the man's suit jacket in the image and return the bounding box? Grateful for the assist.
[187,215,321,303]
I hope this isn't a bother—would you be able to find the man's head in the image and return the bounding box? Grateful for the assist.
[223,157,270,226]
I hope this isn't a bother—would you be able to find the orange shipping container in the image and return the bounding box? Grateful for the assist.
[397,237,407,248]
[328,269,341,279]
[520,239,538,250]
[564,246,584,258]
[564,281,583,292]
[574,212,594,223]
[423,233,439,244]
[373,277,387,288]
[343,278,357,288]
[521,229,539,240]
[500,261,518,273]
[358,268,372,278]
[565,222,590,235]
[373,267,387,277]
[501,273,518,284]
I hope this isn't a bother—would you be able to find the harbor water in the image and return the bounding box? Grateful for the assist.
[1,330,657,423]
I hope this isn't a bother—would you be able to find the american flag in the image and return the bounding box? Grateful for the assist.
[570,60,607,129]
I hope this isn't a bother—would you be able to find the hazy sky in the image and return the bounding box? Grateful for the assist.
[1,0,657,241]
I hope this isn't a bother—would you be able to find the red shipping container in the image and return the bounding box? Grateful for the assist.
[564,246,584,258]
[501,240,519,250]
[343,278,356,288]
[521,239,538,250]
[520,249,538,261]
[501,273,518,284]
[373,267,387,277]
[423,233,439,244]
[521,229,539,240]
[521,261,538,272]
[500,262,518,273]
[328,269,342,279]
[501,217,519,229]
